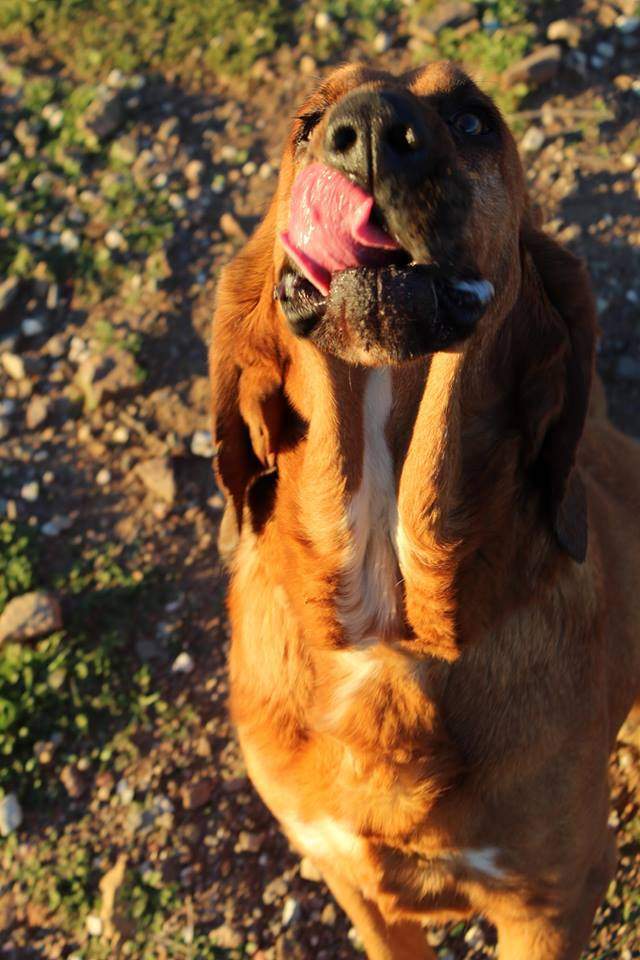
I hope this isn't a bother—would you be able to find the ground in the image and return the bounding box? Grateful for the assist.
[0,0,639,958]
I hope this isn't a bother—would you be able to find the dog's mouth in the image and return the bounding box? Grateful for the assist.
[276,162,494,364]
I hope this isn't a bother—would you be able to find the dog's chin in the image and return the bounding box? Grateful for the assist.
[276,264,494,366]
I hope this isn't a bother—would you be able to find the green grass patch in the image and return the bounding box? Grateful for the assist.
[0,524,166,806]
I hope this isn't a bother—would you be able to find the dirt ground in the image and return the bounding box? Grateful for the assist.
[1,1,639,957]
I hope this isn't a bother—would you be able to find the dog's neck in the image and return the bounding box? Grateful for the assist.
[278,326,532,659]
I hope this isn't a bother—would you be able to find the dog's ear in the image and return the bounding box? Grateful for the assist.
[210,200,287,543]
[516,227,597,563]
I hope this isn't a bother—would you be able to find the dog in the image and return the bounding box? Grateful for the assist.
[209,61,640,959]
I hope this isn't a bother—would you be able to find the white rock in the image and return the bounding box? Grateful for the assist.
[22,316,46,337]
[104,228,126,251]
[116,778,135,804]
[0,793,22,836]
[314,10,332,30]
[191,429,215,458]
[21,481,40,502]
[520,125,545,153]
[621,152,637,170]
[171,651,194,674]
[0,591,62,643]
[282,896,300,926]
[59,228,80,252]
[96,468,111,486]
[464,923,485,948]
[259,162,274,180]
[1,352,26,381]
[373,30,392,53]
[86,914,103,936]
[616,15,640,33]
[112,425,130,444]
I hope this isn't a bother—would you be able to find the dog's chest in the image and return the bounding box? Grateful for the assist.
[337,368,403,643]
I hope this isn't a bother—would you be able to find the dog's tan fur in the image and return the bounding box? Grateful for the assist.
[210,62,640,959]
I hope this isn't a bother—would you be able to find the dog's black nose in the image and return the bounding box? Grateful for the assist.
[324,89,431,191]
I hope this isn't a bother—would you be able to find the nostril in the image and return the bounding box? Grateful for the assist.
[386,122,422,154]
[330,123,358,154]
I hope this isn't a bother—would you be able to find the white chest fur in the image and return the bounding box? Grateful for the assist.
[337,368,401,643]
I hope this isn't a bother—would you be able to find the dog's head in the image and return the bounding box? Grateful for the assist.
[274,61,523,364]
[211,62,596,563]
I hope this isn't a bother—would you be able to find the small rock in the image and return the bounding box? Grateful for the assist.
[185,159,205,184]
[158,117,180,141]
[135,457,176,504]
[504,45,563,88]
[112,425,130,444]
[0,276,20,312]
[596,41,616,59]
[0,794,22,836]
[616,14,640,33]
[25,394,50,430]
[96,468,111,486]
[520,125,545,153]
[104,228,127,251]
[1,352,26,381]
[209,924,243,949]
[464,923,485,948]
[60,764,87,799]
[59,228,80,252]
[83,89,124,140]
[116,778,135,804]
[20,481,39,502]
[314,11,332,30]
[282,897,301,926]
[300,55,317,76]
[180,777,215,810]
[0,418,10,441]
[21,316,46,338]
[0,591,62,643]
[621,152,637,170]
[426,927,447,947]
[86,914,103,937]
[320,903,337,925]
[191,429,215,458]
[219,211,247,240]
[373,31,392,53]
[42,515,73,537]
[547,18,584,47]
[171,651,194,674]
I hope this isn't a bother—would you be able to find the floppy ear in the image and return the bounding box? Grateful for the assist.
[209,200,288,543]
[516,227,597,563]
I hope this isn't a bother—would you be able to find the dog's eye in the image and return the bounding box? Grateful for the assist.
[451,111,488,136]
[295,111,323,144]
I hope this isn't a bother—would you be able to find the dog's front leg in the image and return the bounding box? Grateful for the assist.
[494,835,616,960]
[319,865,435,960]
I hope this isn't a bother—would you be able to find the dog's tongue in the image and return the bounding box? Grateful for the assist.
[281,162,399,295]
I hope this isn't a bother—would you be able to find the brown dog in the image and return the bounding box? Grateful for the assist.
[209,62,640,959]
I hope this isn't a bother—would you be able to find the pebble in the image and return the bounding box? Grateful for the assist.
[0,591,62,643]
[59,228,80,252]
[520,125,545,153]
[373,31,392,53]
[86,915,103,937]
[464,923,485,948]
[185,159,205,183]
[171,651,195,674]
[281,897,301,926]
[60,764,87,799]
[41,515,73,537]
[617,356,640,380]
[21,481,40,502]
[219,211,246,240]
[96,468,111,486]
[104,227,126,251]
[0,418,9,441]
[1,352,26,381]
[547,18,584,47]
[25,394,50,430]
[259,162,274,180]
[426,927,447,946]
[616,15,640,33]
[116,778,135,804]
[0,276,19,311]
[320,903,337,925]
[180,776,215,810]
[191,429,216,458]
[0,794,22,836]
[314,11,332,30]
[21,316,46,338]
[135,457,176,504]
[300,55,317,76]
[299,857,322,882]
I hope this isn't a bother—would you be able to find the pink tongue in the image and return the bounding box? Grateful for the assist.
[281,162,399,295]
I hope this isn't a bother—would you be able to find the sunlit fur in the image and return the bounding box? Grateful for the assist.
[210,62,640,960]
